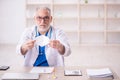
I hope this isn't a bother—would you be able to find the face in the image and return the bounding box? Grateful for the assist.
[34,9,52,32]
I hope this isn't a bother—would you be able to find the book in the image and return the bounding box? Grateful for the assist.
[86,68,114,79]
[64,69,82,76]
[2,73,39,80]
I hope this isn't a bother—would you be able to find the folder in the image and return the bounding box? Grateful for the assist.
[86,68,114,80]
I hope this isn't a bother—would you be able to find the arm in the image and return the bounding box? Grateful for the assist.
[21,40,36,55]
[16,28,35,55]
[49,40,65,55]
[49,28,71,56]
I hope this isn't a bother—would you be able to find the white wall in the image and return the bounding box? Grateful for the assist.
[0,0,25,44]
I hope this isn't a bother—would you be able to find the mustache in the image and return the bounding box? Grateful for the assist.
[38,26,50,32]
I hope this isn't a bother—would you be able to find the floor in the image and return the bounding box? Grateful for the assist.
[0,44,120,78]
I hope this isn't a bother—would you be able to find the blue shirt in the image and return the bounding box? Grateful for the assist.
[33,27,49,66]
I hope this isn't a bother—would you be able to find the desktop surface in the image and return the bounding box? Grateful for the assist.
[0,66,119,80]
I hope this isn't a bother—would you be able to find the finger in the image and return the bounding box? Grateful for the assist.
[49,40,59,48]
[32,40,36,42]
[27,43,34,49]
[27,40,36,45]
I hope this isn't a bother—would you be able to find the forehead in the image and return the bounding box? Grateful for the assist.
[36,9,50,16]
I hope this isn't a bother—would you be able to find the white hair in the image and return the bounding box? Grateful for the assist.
[34,7,51,16]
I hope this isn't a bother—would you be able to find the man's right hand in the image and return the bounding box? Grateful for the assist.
[21,40,36,55]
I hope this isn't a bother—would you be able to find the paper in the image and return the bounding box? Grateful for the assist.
[35,35,50,46]
[30,67,54,74]
[86,68,113,78]
[64,70,82,76]
[2,73,39,80]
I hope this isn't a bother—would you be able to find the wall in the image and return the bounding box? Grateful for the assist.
[0,0,25,44]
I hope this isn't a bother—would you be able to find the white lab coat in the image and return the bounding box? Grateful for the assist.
[16,26,71,67]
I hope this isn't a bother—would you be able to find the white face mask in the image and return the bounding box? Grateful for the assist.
[35,35,50,47]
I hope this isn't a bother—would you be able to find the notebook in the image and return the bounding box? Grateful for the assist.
[2,73,39,80]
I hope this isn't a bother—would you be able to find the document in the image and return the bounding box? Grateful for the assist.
[30,67,54,74]
[2,73,39,80]
[64,69,82,76]
[86,68,113,78]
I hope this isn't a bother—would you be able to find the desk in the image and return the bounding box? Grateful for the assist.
[0,66,120,80]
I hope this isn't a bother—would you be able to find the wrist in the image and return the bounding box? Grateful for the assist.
[58,43,65,55]
[21,45,28,55]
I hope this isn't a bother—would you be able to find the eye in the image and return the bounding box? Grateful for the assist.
[36,16,50,21]
[44,16,49,20]
[37,16,42,19]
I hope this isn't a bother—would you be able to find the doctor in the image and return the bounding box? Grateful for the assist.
[16,7,71,67]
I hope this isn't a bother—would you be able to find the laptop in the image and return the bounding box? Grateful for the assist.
[2,73,39,80]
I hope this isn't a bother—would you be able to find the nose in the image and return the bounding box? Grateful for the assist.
[40,19,45,23]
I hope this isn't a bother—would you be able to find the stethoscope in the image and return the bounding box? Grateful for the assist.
[35,26,52,39]
[35,26,52,55]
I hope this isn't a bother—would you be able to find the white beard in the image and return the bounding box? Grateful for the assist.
[38,25,50,32]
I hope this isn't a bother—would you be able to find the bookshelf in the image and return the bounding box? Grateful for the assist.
[106,1,120,45]
[25,0,120,46]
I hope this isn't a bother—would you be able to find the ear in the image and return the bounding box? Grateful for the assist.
[34,16,37,23]
[50,16,52,22]
[34,16,36,20]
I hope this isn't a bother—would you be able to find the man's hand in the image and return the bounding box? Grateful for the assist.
[49,40,65,55]
[21,40,36,55]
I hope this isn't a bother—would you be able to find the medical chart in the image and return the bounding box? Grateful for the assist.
[30,67,54,74]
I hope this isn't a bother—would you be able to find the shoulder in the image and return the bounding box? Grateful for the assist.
[51,26,65,34]
[23,26,36,34]
[20,26,36,38]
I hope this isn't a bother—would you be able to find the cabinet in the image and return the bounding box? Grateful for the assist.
[80,3,105,45]
[26,0,120,46]
[106,1,120,45]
